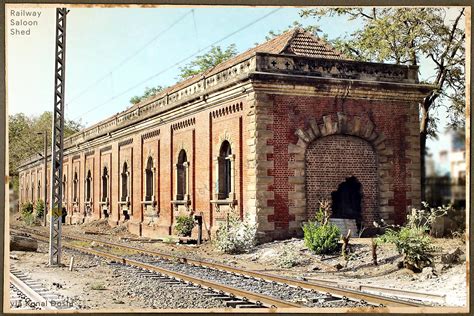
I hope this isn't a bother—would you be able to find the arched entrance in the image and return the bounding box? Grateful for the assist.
[331,176,362,223]
[305,135,378,227]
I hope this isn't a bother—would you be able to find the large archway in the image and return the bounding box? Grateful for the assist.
[305,134,378,227]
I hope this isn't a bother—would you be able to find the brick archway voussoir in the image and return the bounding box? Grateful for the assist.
[290,112,394,226]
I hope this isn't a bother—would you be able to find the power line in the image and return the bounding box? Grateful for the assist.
[71,7,282,121]
[66,10,193,106]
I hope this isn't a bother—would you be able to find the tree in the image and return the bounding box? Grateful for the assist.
[177,44,238,80]
[129,85,165,105]
[9,111,83,192]
[299,8,466,199]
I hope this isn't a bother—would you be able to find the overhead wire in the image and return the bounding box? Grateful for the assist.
[66,9,194,106]
[71,7,282,122]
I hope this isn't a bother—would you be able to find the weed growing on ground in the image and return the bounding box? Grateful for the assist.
[377,202,449,272]
[213,213,257,254]
[90,283,107,290]
[175,215,195,237]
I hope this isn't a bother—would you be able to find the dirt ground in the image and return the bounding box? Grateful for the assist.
[9,218,468,308]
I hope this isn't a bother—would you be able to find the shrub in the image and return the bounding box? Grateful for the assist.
[20,202,35,224]
[376,202,445,272]
[377,226,433,271]
[214,213,257,254]
[303,199,340,255]
[22,212,37,226]
[35,199,45,219]
[20,202,33,217]
[175,215,195,237]
[303,221,340,255]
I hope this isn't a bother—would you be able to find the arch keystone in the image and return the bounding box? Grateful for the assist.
[337,112,348,134]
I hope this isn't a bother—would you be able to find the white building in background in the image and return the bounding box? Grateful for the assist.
[425,129,465,207]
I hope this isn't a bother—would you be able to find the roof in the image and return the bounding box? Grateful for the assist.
[131,28,346,109]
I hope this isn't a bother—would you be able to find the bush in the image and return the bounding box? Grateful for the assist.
[214,213,257,254]
[377,226,433,271]
[376,202,445,272]
[35,199,45,219]
[22,212,37,226]
[175,215,195,237]
[20,201,34,217]
[303,199,340,255]
[303,221,340,255]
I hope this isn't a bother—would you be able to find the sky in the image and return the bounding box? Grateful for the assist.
[6,5,466,163]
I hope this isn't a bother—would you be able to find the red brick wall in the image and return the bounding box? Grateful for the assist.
[267,94,414,235]
[305,135,378,224]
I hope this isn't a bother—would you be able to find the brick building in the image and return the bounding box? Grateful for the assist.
[18,29,432,241]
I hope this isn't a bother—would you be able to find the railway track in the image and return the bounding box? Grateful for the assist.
[11,227,428,309]
[10,266,74,310]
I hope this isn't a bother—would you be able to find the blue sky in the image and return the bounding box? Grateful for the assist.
[6,5,463,159]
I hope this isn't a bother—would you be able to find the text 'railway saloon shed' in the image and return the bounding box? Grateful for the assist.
[18,28,433,241]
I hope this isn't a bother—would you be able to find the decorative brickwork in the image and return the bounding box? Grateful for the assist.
[305,135,378,225]
[17,28,430,241]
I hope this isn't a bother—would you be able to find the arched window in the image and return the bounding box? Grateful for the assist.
[73,171,78,202]
[31,179,34,201]
[85,170,92,201]
[102,167,108,201]
[145,157,154,201]
[37,180,41,200]
[121,162,129,202]
[176,150,187,200]
[218,141,232,199]
[62,175,66,202]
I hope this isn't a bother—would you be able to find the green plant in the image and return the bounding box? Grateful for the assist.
[90,283,107,290]
[20,202,34,224]
[20,201,33,216]
[377,226,434,271]
[35,199,45,219]
[377,202,445,271]
[407,202,450,231]
[303,199,340,255]
[303,221,340,255]
[214,213,257,254]
[175,215,195,237]
[277,245,305,268]
[22,212,37,226]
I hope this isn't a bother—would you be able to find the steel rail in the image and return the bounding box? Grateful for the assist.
[60,231,423,307]
[28,232,302,309]
[10,273,58,310]
[13,227,425,308]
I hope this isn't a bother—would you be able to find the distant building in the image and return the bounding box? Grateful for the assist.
[17,28,432,241]
[425,130,466,208]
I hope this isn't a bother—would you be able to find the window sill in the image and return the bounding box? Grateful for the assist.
[171,199,191,205]
[210,199,237,205]
[141,200,157,206]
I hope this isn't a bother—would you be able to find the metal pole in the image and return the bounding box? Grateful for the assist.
[43,132,47,227]
[49,7,69,266]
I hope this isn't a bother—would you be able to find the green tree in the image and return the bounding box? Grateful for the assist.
[177,44,238,80]
[299,8,466,199]
[129,85,165,105]
[9,111,83,192]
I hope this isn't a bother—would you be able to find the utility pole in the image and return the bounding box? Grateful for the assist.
[49,7,69,266]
